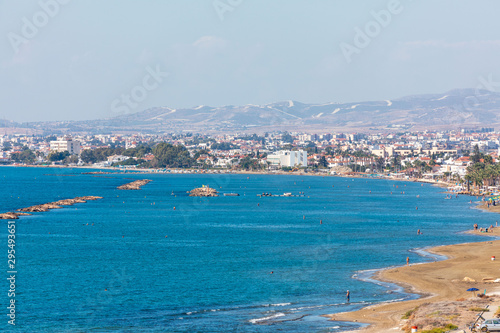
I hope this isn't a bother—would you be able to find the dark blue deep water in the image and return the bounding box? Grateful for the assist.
[0,167,495,332]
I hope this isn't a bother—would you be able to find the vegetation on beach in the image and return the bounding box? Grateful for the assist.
[468,307,489,312]
[464,144,500,192]
[418,324,458,333]
[401,307,418,319]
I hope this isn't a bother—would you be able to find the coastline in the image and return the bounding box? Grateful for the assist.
[0,165,459,189]
[4,164,484,331]
[328,227,500,332]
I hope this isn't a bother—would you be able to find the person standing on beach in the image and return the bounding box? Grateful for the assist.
[406,257,409,266]
[346,290,350,303]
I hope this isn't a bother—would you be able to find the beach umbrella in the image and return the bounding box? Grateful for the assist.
[467,287,479,296]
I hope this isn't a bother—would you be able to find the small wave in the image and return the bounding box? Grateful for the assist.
[266,302,291,307]
[410,247,447,261]
[289,304,324,311]
[249,313,285,324]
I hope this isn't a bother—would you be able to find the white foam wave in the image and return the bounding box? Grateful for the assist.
[266,302,291,307]
[249,313,285,324]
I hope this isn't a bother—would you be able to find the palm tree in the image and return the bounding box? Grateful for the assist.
[464,174,472,192]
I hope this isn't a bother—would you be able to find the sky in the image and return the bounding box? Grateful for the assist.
[1,0,500,122]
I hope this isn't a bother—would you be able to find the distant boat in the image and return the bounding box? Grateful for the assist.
[283,192,292,197]
[224,193,240,196]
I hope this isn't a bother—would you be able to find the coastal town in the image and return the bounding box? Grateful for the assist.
[1,128,499,194]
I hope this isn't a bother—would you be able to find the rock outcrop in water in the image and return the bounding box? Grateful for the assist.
[117,179,152,190]
[189,186,219,197]
[0,196,103,219]
[0,212,31,220]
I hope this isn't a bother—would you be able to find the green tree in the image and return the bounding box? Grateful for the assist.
[151,143,193,168]
[471,144,483,163]
[319,156,328,168]
[2,142,12,151]
[11,147,36,164]
[48,151,70,161]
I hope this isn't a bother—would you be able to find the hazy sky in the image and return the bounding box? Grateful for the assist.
[1,0,500,122]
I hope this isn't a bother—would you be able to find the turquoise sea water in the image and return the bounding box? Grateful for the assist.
[0,166,496,332]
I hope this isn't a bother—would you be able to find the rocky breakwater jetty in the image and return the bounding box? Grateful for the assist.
[117,179,152,190]
[0,196,103,219]
[189,186,219,197]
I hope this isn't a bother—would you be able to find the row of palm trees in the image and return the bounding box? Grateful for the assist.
[464,162,500,192]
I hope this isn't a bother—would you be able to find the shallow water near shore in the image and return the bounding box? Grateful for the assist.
[0,167,495,332]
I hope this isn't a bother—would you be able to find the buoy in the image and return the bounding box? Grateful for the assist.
[173,207,176,210]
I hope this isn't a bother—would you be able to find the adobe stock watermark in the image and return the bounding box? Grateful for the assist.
[7,0,71,54]
[339,0,412,64]
[213,0,244,21]
[462,74,500,111]
[111,65,168,115]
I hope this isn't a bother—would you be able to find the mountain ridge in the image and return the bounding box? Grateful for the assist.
[3,89,500,134]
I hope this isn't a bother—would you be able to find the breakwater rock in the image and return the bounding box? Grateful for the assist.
[117,179,152,190]
[0,212,31,220]
[0,196,103,219]
[189,187,219,197]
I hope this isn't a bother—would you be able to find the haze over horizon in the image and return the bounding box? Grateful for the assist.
[1,0,500,123]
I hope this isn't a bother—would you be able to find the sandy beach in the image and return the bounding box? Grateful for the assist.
[328,226,500,332]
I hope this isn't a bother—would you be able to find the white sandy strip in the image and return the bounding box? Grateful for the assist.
[146,108,176,121]
[266,106,302,119]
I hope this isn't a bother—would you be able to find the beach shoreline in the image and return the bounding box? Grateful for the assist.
[4,164,487,332]
[328,226,500,333]
[0,165,459,190]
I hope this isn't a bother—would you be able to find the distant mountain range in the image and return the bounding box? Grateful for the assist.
[4,89,500,134]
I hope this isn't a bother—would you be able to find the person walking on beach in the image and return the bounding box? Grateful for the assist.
[406,257,409,266]
[346,290,350,303]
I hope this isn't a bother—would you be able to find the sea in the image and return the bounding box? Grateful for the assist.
[0,166,495,332]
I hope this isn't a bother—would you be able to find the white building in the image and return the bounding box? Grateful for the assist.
[267,150,308,167]
[50,136,81,155]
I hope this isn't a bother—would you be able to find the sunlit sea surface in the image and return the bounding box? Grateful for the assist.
[0,167,494,332]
